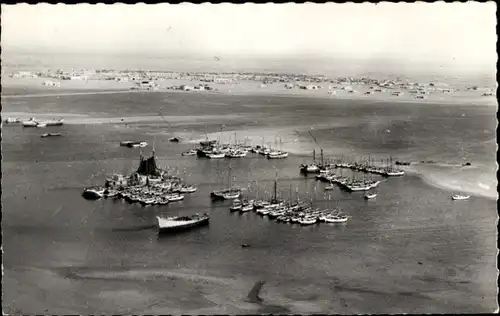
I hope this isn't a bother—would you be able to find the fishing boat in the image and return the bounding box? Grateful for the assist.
[230,199,243,212]
[82,187,105,199]
[226,150,247,158]
[364,192,377,199]
[300,149,325,173]
[181,149,197,156]
[179,186,197,193]
[156,213,210,233]
[207,152,225,159]
[222,191,241,200]
[22,117,38,127]
[324,214,349,223]
[121,141,148,148]
[452,195,470,201]
[267,151,288,159]
[169,137,180,142]
[167,194,185,202]
[211,165,242,200]
[41,133,62,138]
[385,170,405,176]
[240,201,254,213]
[299,216,318,225]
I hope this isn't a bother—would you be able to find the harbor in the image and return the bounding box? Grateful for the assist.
[2,3,496,313]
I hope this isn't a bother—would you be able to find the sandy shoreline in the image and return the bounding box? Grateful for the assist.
[2,76,496,106]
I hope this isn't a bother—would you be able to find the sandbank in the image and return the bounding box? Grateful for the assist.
[2,76,496,106]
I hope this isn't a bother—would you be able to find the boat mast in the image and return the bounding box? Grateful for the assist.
[273,169,278,202]
[228,164,232,188]
[313,149,316,163]
[321,148,324,167]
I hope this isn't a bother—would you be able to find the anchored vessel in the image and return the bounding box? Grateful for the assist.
[452,195,470,200]
[157,213,210,233]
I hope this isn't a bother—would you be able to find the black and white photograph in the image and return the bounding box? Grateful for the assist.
[1,2,498,314]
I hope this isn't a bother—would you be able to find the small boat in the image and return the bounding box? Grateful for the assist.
[167,194,185,202]
[82,187,105,199]
[230,199,243,212]
[181,149,197,156]
[179,186,197,193]
[385,170,405,176]
[299,216,318,225]
[267,151,289,159]
[207,152,225,159]
[121,141,148,148]
[325,184,335,191]
[300,162,320,173]
[240,203,254,213]
[222,191,241,200]
[364,193,377,199]
[22,117,38,127]
[226,151,247,158]
[169,137,180,142]
[45,119,64,126]
[157,213,210,234]
[452,195,470,201]
[36,123,47,128]
[41,133,62,138]
[133,141,148,148]
[324,215,349,223]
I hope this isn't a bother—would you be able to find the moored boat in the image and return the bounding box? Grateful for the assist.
[167,194,185,202]
[207,152,225,159]
[41,133,62,138]
[452,195,470,200]
[22,117,38,127]
[82,187,105,199]
[181,149,197,156]
[157,213,210,234]
[364,193,377,199]
[230,199,243,212]
[324,214,349,223]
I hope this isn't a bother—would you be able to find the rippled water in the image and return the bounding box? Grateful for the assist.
[2,91,497,314]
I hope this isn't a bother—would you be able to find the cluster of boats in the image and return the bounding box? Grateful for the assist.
[182,138,289,160]
[229,199,350,225]
[82,183,196,205]
[299,150,405,177]
[316,173,381,192]
[19,117,64,128]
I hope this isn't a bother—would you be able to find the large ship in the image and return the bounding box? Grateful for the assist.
[156,213,210,233]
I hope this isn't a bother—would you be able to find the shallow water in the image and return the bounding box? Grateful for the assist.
[2,91,497,314]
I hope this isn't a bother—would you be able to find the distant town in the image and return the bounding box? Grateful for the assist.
[7,68,495,97]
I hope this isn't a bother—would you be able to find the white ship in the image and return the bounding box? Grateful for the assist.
[452,195,470,201]
[157,213,210,233]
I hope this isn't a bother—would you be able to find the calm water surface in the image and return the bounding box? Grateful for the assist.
[2,91,497,314]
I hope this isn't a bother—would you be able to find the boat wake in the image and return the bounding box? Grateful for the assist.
[111,224,157,232]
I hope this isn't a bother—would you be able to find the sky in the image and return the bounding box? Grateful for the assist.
[1,2,497,69]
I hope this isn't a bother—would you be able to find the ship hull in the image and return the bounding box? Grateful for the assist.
[158,217,210,234]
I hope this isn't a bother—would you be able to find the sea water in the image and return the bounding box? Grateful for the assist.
[2,90,497,314]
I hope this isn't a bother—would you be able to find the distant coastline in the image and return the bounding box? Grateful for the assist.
[2,75,496,107]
